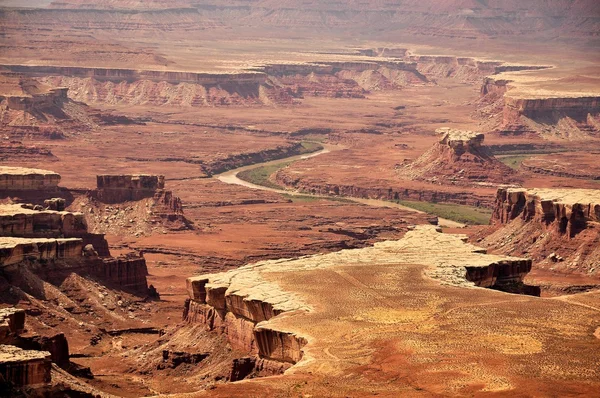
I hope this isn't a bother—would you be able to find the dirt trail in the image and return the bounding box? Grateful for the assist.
[216,144,465,228]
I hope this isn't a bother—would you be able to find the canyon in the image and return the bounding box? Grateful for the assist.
[0,0,599,396]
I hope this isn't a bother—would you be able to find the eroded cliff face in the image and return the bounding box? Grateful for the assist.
[0,166,60,191]
[183,226,532,379]
[94,174,165,203]
[479,76,600,140]
[87,174,189,231]
[482,188,600,276]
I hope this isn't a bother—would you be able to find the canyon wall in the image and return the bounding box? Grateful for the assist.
[275,171,495,208]
[184,273,308,373]
[91,254,149,294]
[0,166,60,191]
[481,188,600,276]
[503,96,600,126]
[2,87,68,113]
[0,237,83,267]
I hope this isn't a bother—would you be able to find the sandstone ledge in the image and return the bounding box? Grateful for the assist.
[0,237,83,267]
[185,226,531,370]
[0,167,61,191]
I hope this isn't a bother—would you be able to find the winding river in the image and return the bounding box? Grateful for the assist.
[216,144,465,228]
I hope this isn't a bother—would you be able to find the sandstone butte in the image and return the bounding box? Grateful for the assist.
[399,128,520,186]
[184,225,600,397]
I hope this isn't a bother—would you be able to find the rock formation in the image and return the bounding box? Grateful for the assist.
[184,225,533,379]
[480,75,600,140]
[0,168,153,295]
[0,308,97,395]
[0,344,51,387]
[87,174,188,231]
[399,128,519,186]
[481,188,600,276]
[0,166,60,191]
[95,174,165,203]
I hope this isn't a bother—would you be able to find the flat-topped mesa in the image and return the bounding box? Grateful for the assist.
[91,174,187,227]
[492,188,600,237]
[482,188,600,277]
[0,167,60,191]
[503,95,600,126]
[183,226,532,377]
[94,174,165,203]
[399,128,518,186]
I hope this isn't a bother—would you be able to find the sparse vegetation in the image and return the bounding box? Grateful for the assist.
[299,141,324,153]
[497,155,531,170]
[396,200,493,225]
[237,161,291,189]
[282,194,354,203]
[237,141,322,189]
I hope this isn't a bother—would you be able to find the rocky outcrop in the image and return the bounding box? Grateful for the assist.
[0,345,52,386]
[92,254,149,294]
[0,237,83,267]
[95,174,165,203]
[0,203,87,238]
[0,166,60,191]
[0,308,25,340]
[481,188,600,276]
[184,266,309,371]
[89,174,188,230]
[479,75,600,139]
[184,226,532,378]
[0,203,110,257]
[398,128,519,186]
[491,188,600,237]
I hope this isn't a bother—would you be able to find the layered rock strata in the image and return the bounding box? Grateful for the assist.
[90,174,187,228]
[0,237,83,266]
[95,174,165,203]
[482,188,600,276]
[0,167,60,191]
[399,128,519,186]
[0,203,110,257]
[184,226,531,375]
[480,76,600,139]
[0,345,51,386]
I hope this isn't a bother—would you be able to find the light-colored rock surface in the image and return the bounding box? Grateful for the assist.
[0,203,87,238]
[186,226,532,369]
[0,167,61,191]
[186,224,600,396]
